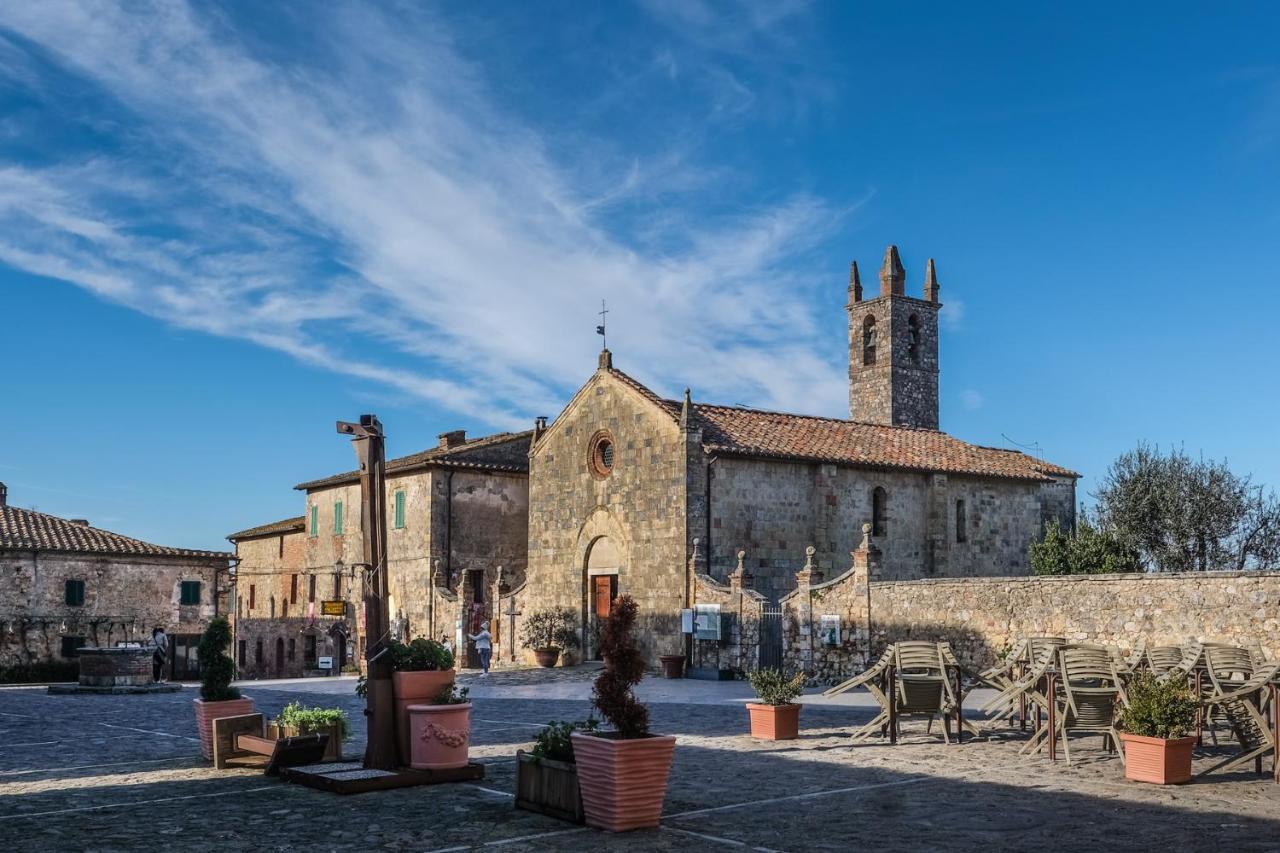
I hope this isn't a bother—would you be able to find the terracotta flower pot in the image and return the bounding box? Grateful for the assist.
[746,702,800,740]
[659,655,685,679]
[407,702,472,770]
[392,669,455,766]
[1120,732,1195,784]
[571,731,676,832]
[192,696,254,761]
[534,648,561,668]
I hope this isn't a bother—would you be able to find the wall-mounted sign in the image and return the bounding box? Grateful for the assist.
[317,656,334,670]
[819,615,841,647]
[694,604,721,641]
[320,600,346,618]
[680,609,694,634]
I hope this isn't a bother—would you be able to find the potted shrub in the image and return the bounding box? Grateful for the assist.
[268,701,351,762]
[192,617,253,761]
[1117,671,1199,785]
[659,654,685,679]
[408,683,472,770]
[520,607,581,668]
[571,596,676,832]
[516,719,597,823]
[745,669,807,740]
[390,637,455,766]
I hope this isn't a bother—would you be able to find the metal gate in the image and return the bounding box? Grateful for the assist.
[758,603,783,670]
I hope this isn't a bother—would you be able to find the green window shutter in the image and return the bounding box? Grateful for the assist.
[334,501,343,534]
[394,491,405,529]
[180,581,201,606]
[65,579,85,607]
[309,505,318,536]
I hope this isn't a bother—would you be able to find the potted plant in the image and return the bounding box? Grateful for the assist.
[659,654,685,679]
[571,596,676,832]
[520,607,581,668]
[192,617,253,761]
[390,637,455,766]
[268,701,351,762]
[516,719,597,823]
[1117,671,1199,784]
[408,683,472,770]
[745,668,807,740]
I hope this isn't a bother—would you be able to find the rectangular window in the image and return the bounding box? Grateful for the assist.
[179,580,201,606]
[60,636,86,658]
[278,535,284,559]
[249,584,256,612]
[287,638,296,662]
[394,490,405,529]
[334,501,344,534]
[290,574,298,605]
[956,499,968,543]
[64,579,85,607]
[309,504,318,536]
[238,639,247,666]
[304,635,317,667]
[308,574,316,602]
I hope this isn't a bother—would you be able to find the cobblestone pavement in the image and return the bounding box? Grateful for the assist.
[2,672,1278,853]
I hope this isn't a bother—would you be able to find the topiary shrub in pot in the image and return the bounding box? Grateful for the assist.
[745,669,807,740]
[571,595,676,832]
[408,683,472,770]
[390,637,456,766]
[192,616,253,761]
[1117,671,1199,784]
[520,607,581,668]
[516,719,598,823]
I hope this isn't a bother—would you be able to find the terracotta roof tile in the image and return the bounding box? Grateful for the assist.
[607,368,1076,482]
[294,430,532,491]
[227,516,306,542]
[0,504,232,559]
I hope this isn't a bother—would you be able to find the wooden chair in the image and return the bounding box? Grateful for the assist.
[1144,645,1184,676]
[1024,644,1126,765]
[892,641,962,743]
[212,713,331,775]
[1196,669,1278,778]
[823,646,896,743]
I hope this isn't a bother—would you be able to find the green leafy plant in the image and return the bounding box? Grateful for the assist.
[591,595,649,738]
[197,616,240,701]
[1030,517,1140,576]
[747,668,807,706]
[520,607,581,651]
[0,660,78,684]
[354,674,367,698]
[433,683,470,705]
[389,637,455,672]
[529,719,599,763]
[1117,671,1198,739]
[276,701,352,741]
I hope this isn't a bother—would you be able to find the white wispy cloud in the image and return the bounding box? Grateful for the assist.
[0,1,850,429]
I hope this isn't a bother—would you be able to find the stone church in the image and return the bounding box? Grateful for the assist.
[516,246,1077,663]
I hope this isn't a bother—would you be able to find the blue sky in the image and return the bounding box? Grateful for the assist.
[1,2,1278,551]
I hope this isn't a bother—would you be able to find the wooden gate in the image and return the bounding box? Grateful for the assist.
[759,603,783,671]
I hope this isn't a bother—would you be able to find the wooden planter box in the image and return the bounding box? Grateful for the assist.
[267,721,344,763]
[515,750,584,824]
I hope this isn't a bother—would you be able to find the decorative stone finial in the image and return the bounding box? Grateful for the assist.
[598,348,613,370]
[804,545,816,569]
[879,245,905,296]
[849,260,863,304]
[736,549,746,573]
[924,258,940,303]
[680,387,693,430]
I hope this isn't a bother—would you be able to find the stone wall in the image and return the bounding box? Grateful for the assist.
[0,551,224,668]
[689,559,767,673]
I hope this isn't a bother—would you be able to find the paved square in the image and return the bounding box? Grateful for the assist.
[2,670,1277,852]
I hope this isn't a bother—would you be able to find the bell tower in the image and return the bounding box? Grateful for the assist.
[846,246,942,429]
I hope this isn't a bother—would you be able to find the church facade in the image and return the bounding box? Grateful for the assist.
[517,247,1077,664]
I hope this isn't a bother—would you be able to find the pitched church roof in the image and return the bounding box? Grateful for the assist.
[0,502,232,559]
[226,515,306,542]
[609,368,1076,483]
[293,430,533,491]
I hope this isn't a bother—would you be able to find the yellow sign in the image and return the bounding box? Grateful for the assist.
[320,600,346,617]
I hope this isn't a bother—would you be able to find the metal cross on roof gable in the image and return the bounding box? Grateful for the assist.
[596,299,608,350]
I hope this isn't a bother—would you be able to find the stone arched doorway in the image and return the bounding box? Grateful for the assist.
[585,536,620,660]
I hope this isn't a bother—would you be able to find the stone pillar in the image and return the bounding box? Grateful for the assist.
[851,523,882,662]
[728,549,753,594]
[792,546,821,674]
[926,473,950,576]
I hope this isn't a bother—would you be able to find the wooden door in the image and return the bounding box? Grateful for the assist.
[593,575,615,619]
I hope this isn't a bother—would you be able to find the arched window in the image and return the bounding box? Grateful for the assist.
[955,499,967,543]
[270,596,275,618]
[907,314,921,364]
[872,486,888,537]
[862,316,877,365]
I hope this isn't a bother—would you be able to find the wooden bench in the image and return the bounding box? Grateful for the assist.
[212,713,330,775]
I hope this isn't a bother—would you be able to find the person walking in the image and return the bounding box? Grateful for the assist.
[468,622,493,676]
[150,627,169,683]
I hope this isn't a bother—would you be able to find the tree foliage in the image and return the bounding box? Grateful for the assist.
[591,595,649,738]
[520,607,581,651]
[1030,516,1140,576]
[1092,443,1280,571]
[197,616,240,701]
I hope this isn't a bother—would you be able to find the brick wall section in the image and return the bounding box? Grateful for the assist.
[0,552,223,667]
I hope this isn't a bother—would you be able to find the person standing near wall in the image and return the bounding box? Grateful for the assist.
[150,627,169,683]
[468,622,492,676]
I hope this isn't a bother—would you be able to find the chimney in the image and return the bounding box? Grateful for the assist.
[533,416,548,442]
[598,348,613,370]
[0,482,6,506]
[879,245,905,297]
[438,430,467,449]
[69,519,90,527]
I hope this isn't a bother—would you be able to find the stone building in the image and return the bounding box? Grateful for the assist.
[0,482,231,677]
[228,429,530,675]
[516,247,1077,665]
